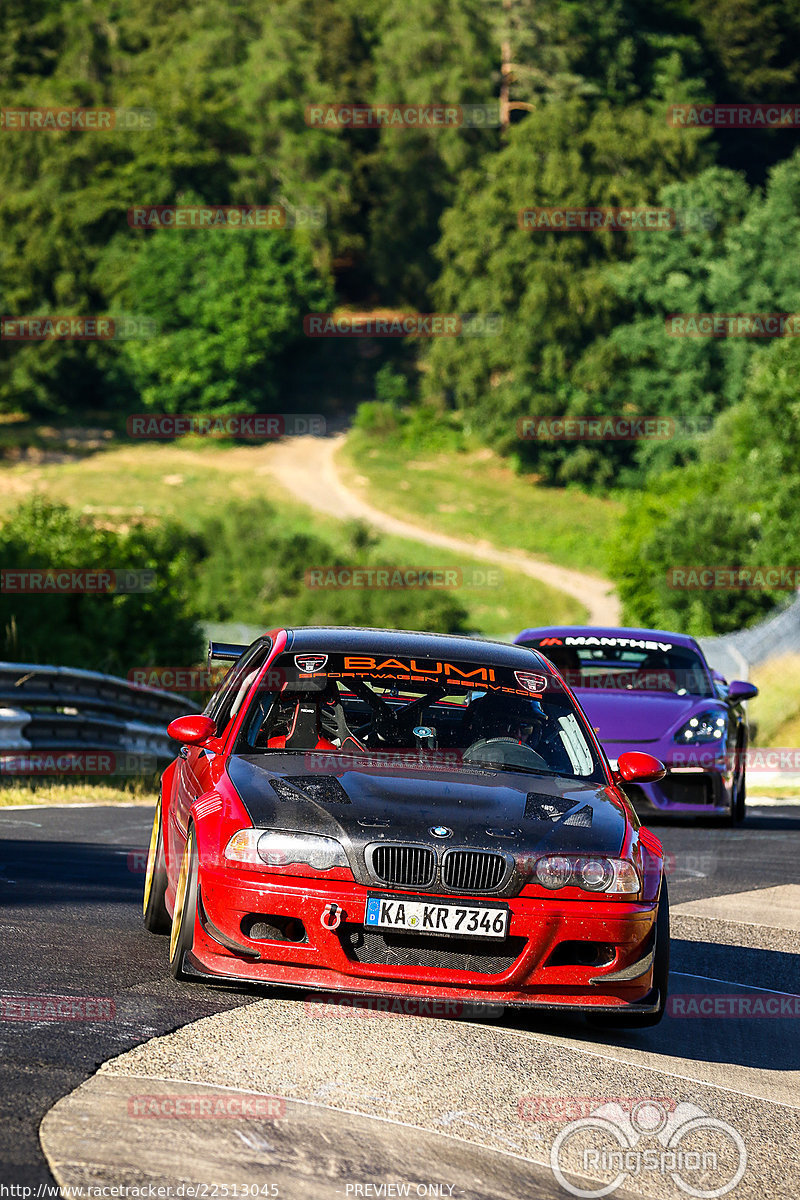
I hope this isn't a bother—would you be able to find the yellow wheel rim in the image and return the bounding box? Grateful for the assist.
[169,834,192,962]
[142,801,161,916]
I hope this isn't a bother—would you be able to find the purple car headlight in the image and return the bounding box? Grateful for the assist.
[674,710,727,745]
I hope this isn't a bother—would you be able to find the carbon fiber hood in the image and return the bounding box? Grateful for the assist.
[226,754,628,892]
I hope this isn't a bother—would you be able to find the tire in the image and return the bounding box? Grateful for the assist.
[142,799,171,934]
[720,745,746,825]
[588,879,670,1029]
[169,826,200,981]
[733,751,747,823]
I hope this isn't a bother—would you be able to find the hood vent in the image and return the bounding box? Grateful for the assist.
[270,775,351,804]
[563,805,593,827]
[524,793,575,821]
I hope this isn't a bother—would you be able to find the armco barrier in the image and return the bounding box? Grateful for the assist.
[700,592,800,679]
[0,661,198,768]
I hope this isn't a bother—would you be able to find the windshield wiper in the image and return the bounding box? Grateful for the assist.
[464,760,553,776]
[465,759,601,782]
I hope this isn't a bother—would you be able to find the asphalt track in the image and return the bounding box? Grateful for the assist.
[2,801,800,1198]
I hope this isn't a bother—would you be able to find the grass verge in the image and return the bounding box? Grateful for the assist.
[0,779,158,806]
[748,654,800,748]
[0,436,585,636]
[747,785,800,798]
[341,426,624,576]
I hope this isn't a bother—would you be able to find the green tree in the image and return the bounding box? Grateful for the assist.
[195,500,469,633]
[572,165,751,482]
[103,224,332,414]
[688,0,800,179]
[0,498,202,672]
[0,0,260,414]
[365,0,498,305]
[422,98,710,482]
[609,334,800,633]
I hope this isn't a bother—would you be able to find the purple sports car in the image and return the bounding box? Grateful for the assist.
[513,626,758,823]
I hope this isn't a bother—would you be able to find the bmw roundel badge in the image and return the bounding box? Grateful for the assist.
[430,826,452,838]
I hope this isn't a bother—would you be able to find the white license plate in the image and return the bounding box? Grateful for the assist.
[365,895,509,939]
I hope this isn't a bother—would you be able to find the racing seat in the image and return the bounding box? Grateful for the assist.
[265,700,337,751]
[264,684,339,751]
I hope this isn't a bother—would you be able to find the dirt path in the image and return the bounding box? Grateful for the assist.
[264,433,621,625]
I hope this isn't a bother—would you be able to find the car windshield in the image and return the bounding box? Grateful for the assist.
[519,636,713,697]
[235,649,606,782]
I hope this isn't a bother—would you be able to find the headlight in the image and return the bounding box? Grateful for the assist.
[532,855,639,895]
[224,829,348,872]
[534,855,573,889]
[674,710,727,745]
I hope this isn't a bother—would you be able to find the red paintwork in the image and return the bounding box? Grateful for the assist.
[616,751,667,784]
[158,629,664,1010]
[166,714,216,744]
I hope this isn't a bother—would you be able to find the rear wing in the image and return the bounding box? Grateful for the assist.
[207,641,247,669]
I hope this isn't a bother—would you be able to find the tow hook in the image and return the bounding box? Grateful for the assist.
[321,902,343,930]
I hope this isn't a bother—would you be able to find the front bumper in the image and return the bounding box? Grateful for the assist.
[608,746,734,815]
[190,866,659,1011]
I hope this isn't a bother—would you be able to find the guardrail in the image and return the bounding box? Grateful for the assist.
[0,661,198,770]
[699,592,800,681]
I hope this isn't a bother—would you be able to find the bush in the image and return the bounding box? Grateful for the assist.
[353,400,401,437]
[0,498,203,673]
[107,226,334,416]
[353,397,465,457]
[195,500,469,633]
[609,335,800,634]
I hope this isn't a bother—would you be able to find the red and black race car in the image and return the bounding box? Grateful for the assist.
[143,627,670,1026]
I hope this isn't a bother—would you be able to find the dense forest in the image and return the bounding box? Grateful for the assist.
[2,0,800,638]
